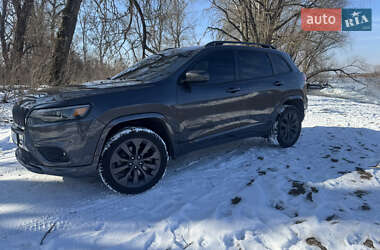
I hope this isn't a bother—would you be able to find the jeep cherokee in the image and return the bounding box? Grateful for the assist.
[11,41,307,194]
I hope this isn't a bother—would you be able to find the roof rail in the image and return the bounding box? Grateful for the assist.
[205,41,276,49]
[161,47,175,51]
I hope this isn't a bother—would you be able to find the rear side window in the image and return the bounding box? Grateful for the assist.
[189,50,235,82]
[237,50,272,79]
[271,54,292,74]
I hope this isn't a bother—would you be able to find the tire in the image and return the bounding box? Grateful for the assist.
[276,106,302,148]
[99,127,168,194]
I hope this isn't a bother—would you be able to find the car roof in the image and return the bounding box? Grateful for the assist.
[158,42,284,57]
[200,43,289,59]
[205,41,276,49]
[158,46,203,56]
[158,42,292,64]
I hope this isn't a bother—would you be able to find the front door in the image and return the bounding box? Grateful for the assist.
[176,49,249,143]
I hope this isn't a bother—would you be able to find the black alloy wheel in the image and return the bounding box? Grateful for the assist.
[99,128,168,194]
[276,106,302,148]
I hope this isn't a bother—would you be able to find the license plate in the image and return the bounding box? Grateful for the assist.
[11,130,19,145]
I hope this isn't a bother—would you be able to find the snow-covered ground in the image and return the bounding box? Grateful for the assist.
[0,84,379,249]
[309,77,380,105]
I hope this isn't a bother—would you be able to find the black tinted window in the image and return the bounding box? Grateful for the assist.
[189,50,234,82]
[237,51,272,79]
[271,54,292,74]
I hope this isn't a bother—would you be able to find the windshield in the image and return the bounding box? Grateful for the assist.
[111,47,202,81]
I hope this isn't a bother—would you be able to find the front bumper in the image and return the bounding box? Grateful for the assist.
[16,148,97,177]
[10,105,106,176]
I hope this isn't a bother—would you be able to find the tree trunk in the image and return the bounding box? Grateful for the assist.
[0,0,10,69]
[49,0,82,86]
[11,0,34,68]
[131,0,148,58]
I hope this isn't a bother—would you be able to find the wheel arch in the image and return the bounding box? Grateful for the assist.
[94,113,176,165]
[283,97,304,120]
[274,96,305,121]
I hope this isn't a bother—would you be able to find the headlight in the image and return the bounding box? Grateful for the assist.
[28,105,90,125]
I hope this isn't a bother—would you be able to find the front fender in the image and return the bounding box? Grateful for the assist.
[92,113,175,165]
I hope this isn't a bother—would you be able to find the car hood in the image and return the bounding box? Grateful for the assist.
[44,79,144,94]
[17,79,149,109]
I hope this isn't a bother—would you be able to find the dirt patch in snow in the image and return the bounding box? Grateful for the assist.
[306,237,327,250]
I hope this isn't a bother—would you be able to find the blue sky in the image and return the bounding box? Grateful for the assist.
[188,0,380,66]
[335,0,380,65]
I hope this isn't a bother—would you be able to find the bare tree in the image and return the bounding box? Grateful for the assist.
[10,0,34,69]
[208,0,362,81]
[0,0,11,69]
[0,0,199,86]
[127,0,194,59]
[166,0,191,48]
[132,0,152,58]
[83,0,131,65]
[78,3,89,64]
[0,0,34,77]
[45,0,65,44]
[49,0,82,85]
[141,0,167,52]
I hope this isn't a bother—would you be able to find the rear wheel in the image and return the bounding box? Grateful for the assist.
[99,128,168,194]
[273,106,302,148]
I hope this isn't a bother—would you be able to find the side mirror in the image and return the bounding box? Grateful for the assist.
[183,70,210,83]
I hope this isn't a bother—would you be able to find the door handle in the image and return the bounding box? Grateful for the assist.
[273,81,283,86]
[226,87,241,93]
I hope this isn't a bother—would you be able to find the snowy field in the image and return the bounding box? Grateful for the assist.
[309,77,380,105]
[0,85,380,249]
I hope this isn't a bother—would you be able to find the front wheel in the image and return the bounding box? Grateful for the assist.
[99,127,168,194]
[274,106,302,148]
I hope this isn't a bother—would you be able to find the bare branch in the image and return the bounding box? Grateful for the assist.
[207,26,241,41]
[307,63,364,84]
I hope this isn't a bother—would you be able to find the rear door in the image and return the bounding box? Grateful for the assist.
[236,49,284,128]
[176,48,248,143]
[269,52,295,88]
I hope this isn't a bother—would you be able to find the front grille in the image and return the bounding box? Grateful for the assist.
[12,97,36,126]
[12,104,27,126]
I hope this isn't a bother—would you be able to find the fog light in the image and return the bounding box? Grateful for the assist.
[37,147,69,163]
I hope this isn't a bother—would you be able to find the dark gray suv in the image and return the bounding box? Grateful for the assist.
[12,41,307,194]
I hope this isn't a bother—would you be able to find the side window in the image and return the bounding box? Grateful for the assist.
[188,50,234,82]
[237,50,272,79]
[271,54,292,74]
